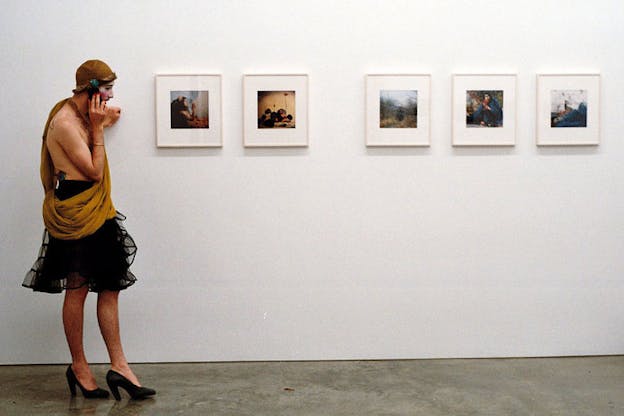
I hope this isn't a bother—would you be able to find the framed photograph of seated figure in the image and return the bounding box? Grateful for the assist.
[536,74,600,146]
[452,74,517,146]
[155,74,222,147]
[366,74,431,147]
[243,74,309,147]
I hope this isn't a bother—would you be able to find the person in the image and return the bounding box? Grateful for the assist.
[23,59,156,401]
[171,95,208,128]
[552,101,587,127]
[258,108,275,128]
[471,93,503,127]
[171,96,193,128]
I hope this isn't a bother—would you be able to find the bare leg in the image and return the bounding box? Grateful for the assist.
[97,290,141,386]
[63,281,98,390]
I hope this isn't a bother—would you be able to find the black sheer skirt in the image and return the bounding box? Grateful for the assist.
[23,180,137,293]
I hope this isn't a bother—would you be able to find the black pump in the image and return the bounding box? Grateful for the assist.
[106,370,156,400]
[65,365,110,399]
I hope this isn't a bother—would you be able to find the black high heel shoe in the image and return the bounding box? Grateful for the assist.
[65,365,110,399]
[106,370,156,400]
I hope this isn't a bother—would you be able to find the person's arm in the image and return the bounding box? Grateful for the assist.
[53,95,108,182]
[472,105,483,124]
[180,110,193,120]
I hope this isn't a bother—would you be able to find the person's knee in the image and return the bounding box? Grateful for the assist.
[64,286,89,303]
[97,289,120,305]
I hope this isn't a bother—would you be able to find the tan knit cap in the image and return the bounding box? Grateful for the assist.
[73,59,117,93]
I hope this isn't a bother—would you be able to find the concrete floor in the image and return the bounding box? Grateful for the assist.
[0,356,622,415]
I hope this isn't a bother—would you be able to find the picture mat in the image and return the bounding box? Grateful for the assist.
[156,74,222,147]
[452,74,516,146]
[536,74,600,145]
[366,74,431,146]
[244,74,308,147]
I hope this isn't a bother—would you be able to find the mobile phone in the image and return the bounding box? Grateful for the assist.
[87,86,100,99]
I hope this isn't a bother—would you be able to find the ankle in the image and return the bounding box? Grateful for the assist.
[110,365,141,386]
[70,361,90,373]
[111,363,131,373]
[68,363,97,389]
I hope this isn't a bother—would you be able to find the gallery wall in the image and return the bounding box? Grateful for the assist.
[1,0,623,364]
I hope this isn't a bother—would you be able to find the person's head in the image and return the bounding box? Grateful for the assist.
[73,59,117,101]
[483,93,491,104]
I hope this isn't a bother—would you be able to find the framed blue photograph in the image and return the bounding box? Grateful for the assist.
[537,74,600,146]
[452,74,517,146]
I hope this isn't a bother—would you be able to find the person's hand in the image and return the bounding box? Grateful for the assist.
[103,105,122,128]
[89,93,107,129]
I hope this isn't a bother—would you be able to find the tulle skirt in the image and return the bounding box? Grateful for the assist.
[23,180,137,293]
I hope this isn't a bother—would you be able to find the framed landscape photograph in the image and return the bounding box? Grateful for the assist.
[366,74,431,146]
[536,74,600,146]
[452,74,517,146]
[243,74,309,147]
[155,74,222,147]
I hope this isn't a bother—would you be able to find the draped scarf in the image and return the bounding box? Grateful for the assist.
[40,98,116,240]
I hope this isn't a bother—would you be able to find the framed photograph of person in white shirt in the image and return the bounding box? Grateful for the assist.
[536,73,600,146]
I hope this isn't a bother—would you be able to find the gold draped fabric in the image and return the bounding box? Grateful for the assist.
[40,98,116,240]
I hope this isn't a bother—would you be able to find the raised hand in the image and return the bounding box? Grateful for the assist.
[103,105,122,128]
[88,93,107,129]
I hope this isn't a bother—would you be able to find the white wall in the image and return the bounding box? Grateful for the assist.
[1,0,623,364]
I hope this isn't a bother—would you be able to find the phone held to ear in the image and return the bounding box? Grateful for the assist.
[88,86,100,99]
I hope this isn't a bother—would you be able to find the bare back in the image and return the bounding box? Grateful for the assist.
[46,103,100,182]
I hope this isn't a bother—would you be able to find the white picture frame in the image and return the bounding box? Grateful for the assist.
[155,74,222,147]
[366,74,431,147]
[243,74,309,147]
[536,74,600,146]
[452,74,517,146]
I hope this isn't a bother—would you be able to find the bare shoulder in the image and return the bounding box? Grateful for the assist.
[47,108,85,145]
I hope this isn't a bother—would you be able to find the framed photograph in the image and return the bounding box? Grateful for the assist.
[155,74,222,147]
[243,74,308,147]
[536,74,600,146]
[452,74,517,146]
[366,74,431,147]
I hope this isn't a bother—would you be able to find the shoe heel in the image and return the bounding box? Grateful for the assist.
[107,380,121,401]
[67,381,77,396]
[66,364,110,399]
[66,366,77,396]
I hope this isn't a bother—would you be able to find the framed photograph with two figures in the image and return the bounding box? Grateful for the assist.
[243,74,309,147]
[452,74,517,146]
[155,74,222,147]
[366,74,431,147]
[536,74,600,146]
